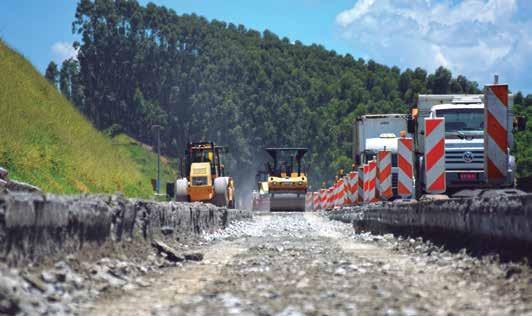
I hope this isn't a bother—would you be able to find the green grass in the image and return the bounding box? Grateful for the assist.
[0,39,175,197]
[111,134,177,195]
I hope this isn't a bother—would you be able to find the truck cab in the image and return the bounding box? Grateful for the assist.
[414,95,516,195]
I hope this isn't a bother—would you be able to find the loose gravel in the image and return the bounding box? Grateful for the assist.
[92,212,532,316]
[3,212,531,315]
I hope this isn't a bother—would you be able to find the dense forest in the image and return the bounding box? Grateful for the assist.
[45,0,532,188]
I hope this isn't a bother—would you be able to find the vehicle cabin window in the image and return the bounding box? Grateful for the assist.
[435,109,484,132]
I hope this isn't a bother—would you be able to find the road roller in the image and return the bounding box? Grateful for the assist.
[175,142,235,208]
[265,148,308,212]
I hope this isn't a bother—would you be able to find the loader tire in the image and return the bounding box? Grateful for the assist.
[214,177,229,207]
[175,178,189,202]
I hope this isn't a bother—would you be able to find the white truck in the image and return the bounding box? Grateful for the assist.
[409,93,519,196]
[353,114,412,197]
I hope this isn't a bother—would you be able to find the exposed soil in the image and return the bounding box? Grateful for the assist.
[83,213,532,316]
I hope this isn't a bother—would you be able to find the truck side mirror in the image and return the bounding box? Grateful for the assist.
[514,116,527,132]
[407,117,416,134]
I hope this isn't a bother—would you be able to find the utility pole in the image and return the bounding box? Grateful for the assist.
[152,125,161,194]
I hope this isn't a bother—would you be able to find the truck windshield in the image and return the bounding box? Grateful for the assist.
[435,109,484,132]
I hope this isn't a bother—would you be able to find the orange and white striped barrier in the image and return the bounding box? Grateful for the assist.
[343,176,352,205]
[378,150,393,200]
[319,189,327,210]
[484,84,509,183]
[334,180,340,207]
[349,171,359,205]
[344,172,356,205]
[337,178,346,207]
[327,188,334,209]
[358,166,364,203]
[367,160,377,202]
[313,192,320,211]
[305,192,313,211]
[331,186,336,208]
[362,164,369,202]
[398,137,414,198]
[424,117,446,194]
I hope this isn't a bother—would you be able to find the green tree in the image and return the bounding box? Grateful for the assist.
[61,0,485,187]
[45,61,59,87]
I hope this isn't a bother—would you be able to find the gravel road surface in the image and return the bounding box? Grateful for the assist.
[85,212,532,316]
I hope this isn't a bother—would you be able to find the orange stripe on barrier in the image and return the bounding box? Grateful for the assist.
[487,158,504,179]
[486,111,508,152]
[425,138,444,171]
[491,85,508,107]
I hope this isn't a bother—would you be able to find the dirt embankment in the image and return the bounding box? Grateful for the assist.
[328,194,532,261]
[0,190,251,314]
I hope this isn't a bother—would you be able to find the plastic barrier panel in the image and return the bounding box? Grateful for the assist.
[398,137,414,198]
[424,117,446,194]
[378,150,393,200]
[484,84,509,183]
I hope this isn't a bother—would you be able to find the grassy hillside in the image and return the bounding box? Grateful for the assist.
[0,39,175,197]
[111,134,177,194]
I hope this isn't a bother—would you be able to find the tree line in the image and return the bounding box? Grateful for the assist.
[45,0,532,187]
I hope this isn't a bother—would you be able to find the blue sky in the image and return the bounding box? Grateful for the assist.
[1,0,530,93]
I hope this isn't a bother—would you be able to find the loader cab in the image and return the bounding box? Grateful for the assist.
[184,142,227,184]
[265,148,307,178]
[265,148,309,212]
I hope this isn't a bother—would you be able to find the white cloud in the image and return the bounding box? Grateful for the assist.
[51,42,78,64]
[336,0,377,27]
[335,0,532,91]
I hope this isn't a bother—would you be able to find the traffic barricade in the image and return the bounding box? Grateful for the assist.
[378,149,393,200]
[398,137,414,198]
[424,117,446,193]
[484,84,509,184]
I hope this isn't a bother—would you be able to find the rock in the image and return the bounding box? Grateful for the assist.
[0,167,7,179]
[184,252,204,261]
[122,283,138,291]
[161,226,174,236]
[0,179,7,188]
[6,179,42,193]
[383,233,394,240]
[506,266,522,279]
[22,274,48,293]
[134,278,151,288]
[40,271,56,283]
[47,293,61,302]
[334,267,347,276]
[151,240,185,262]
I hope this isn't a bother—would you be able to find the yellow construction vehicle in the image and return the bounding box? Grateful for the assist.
[252,170,270,211]
[175,142,235,208]
[265,148,308,211]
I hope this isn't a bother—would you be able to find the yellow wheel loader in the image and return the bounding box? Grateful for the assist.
[265,148,308,212]
[175,142,235,208]
[252,170,270,211]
